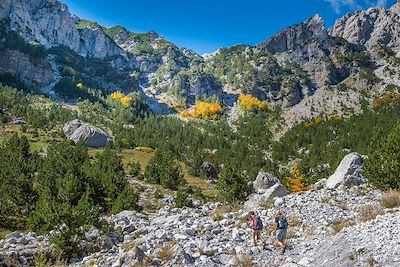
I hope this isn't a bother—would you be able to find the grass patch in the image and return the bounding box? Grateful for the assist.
[358,204,383,222]
[157,244,173,262]
[380,190,400,209]
[0,228,11,239]
[330,219,355,234]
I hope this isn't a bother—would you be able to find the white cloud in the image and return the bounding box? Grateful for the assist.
[324,0,389,14]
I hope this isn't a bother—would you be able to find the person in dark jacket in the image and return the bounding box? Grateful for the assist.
[274,210,288,254]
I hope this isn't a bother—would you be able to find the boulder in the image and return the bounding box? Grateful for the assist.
[200,162,218,179]
[326,153,365,189]
[253,170,279,193]
[62,119,111,148]
[244,183,287,210]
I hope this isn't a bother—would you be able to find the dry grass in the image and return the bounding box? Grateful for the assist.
[198,247,215,257]
[380,190,400,209]
[157,244,173,262]
[259,197,274,209]
[330,219,355,234]
[358,204,383,222]
[211,204,242,221]
[320,196,331,204]
[337,201,348,210]
[234,254,254,267]
[287,215,301,227]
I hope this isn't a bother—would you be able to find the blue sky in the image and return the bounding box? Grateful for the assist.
[62,0,396,55]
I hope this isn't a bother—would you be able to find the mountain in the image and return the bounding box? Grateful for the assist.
[0,0,399,118]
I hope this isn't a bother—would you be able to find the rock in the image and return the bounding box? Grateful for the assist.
[274,197,284,207]
[5,232,22,240]
[326,153,365,189]
[155,229,167,240]
[253,170,279,194]
[200,162,218,179]
[245,183,288,210]
[313,178,327,190]
[62,119,112,148]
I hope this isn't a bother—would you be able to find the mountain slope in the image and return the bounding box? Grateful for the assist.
[0,0,399,118]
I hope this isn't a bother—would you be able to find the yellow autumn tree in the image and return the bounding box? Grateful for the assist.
[76,82,84,89]
[180,101,223,120]
[110,91,132,108]
[238,94,269,111]
[285,163,311,192]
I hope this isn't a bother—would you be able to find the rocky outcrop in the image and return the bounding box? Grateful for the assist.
[0,0,122,58]
[329,1,400,55]
[0,49,54,87]
[62,120,112,148]
[326,153,366,189]
[258,14,328,54]
[245,172,287,210]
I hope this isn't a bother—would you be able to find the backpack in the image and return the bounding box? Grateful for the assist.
[253,216,263,230]
[277,216,288,229]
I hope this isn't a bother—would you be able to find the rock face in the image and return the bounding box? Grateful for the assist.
[63,120,111,148]
[329,1,400,55]
[0,50,54,87]
[326,153,365,189]
[0,0,122,58]
[258,14,328,54]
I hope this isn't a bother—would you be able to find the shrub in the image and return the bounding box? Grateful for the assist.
[144,150,185,190]
[380,190,400,209]
[112,185,141,214]
[175,187,193,208]
[135,146,154,153]
[110,91,133,108]
[217,166,251,203]
[285,163,311,192]
[129,161,142,177]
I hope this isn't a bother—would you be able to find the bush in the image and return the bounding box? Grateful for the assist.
[180,100,223,120]
[112,185,141,214]
[128,161,141,177]
[380,190,400,208]
[217,165,251,203]
[175,187,193,208]
[144,150,185,190]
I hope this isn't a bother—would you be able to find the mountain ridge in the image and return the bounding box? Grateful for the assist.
[0,0,399,120]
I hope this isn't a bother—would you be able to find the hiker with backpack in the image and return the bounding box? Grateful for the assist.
[248,211,263,246]
[274,210,288,254]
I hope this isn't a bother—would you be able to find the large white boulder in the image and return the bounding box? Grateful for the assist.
[63,119,111,148]
[326,153,365,189]
[253,170,279,194]
[244,183,287,210]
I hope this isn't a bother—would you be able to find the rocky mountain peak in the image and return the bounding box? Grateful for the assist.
[257,14,327,54]
[389,0,400,14]
[329,2,400,54]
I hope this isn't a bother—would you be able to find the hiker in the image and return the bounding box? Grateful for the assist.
[249,211,263,246]
[274,210,288,254]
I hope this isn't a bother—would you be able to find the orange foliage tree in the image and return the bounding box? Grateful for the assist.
[372,93,400,109]
[180,100,223,120]
[285,163,311,192]
[238,94,269,111]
